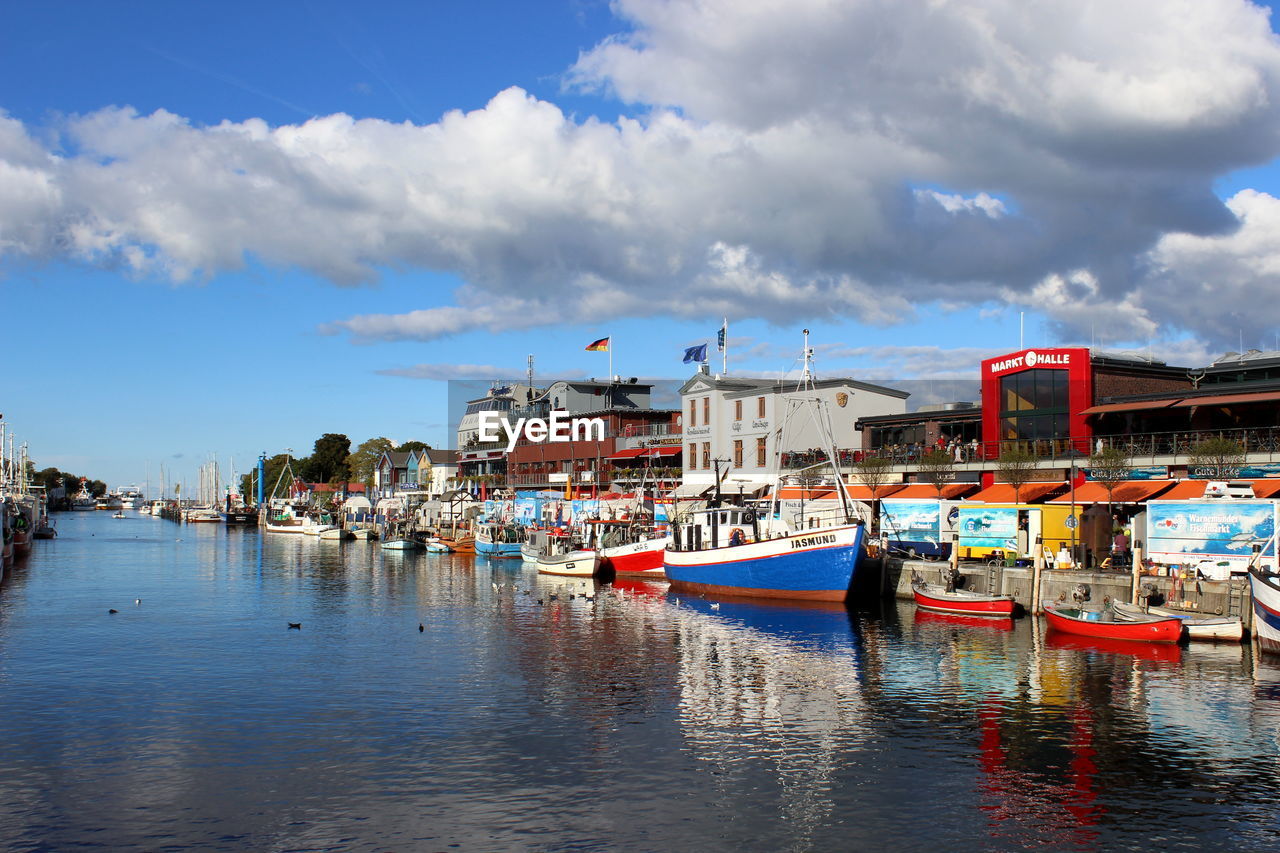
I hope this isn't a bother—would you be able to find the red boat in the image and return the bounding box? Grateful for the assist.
[912,581,1018,617]
[598,535,668,578]
[1043,603,1183,644]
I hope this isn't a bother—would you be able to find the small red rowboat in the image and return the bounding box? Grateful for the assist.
[1043,603,1183,644]
[912,581,1017,617]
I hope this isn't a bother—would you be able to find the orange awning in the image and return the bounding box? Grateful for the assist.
[889,483,980,500]
[1079,399,1181,415]
[1154,480,1208,500]
[1170,390,1280,408]
[1252,480,1280,498]
[967,482,1067,503]
[607,448,648,460]
[767,484,906,501]
[1046,480,1175,504]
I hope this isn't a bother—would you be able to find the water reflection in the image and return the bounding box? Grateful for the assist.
[3,514,1280,849]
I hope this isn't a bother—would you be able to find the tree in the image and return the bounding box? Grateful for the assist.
[917,448,956,498]
[299,433,352,484]
[347,437,396,490]
[852,456,894,532]
[397,440,432,454]
[1189,436,1246,480]
[1088,446,1132,517]
[995,448,1038,504]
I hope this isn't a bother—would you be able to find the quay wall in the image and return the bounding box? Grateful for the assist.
[880,557,1253,630]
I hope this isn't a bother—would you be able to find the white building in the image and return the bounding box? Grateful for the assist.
[678,367,908,494]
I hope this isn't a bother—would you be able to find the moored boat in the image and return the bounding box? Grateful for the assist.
[593,520,668,578]
[912,580,1018,617]
[535,530,599,577]
[185,506,221,523]
[1249,567,1280,655]
[1112,601,1243,642]
[665,504,865,602]
[319,527,352,540]
[475,522,525,558]
[381,537,421,550]
[1043,602,1183,644]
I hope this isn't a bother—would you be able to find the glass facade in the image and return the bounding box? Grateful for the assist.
[998,369,1069,443]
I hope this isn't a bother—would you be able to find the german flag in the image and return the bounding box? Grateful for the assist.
[585,337,610,351]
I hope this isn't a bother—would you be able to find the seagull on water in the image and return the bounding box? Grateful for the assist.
[419,623,424,633]
[287,622,301,630]
[108,609,118,614]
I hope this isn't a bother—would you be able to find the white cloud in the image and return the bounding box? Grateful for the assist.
[2,0,1280,349]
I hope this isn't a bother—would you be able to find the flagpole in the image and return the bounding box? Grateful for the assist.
[722,317,728,375]
[608,337,613,381]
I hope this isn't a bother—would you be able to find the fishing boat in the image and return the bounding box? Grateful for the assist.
[319,527,352,541]
[1249,566,1280,655]
[535,530,599,577]
[911,578,1018,617]
[70,481,96,511]
[1043,602,1183,644]
[264,504,307,533]
[33,522,56,539]
[665,332,869,603]
[301,514,338,536]
[422,540,451,553]
[475,521,525,558]
[381,537,421,551]
[186,506,221,523]
[666,506,865,601]
[350,526,377,541]
[594,520,669,578]
[1112,601,1243,642]
[438,532,476,554]
[111,511,127,519]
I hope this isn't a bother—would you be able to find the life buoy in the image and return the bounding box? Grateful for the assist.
[729,528,746,546]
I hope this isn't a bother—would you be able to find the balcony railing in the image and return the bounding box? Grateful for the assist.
[792,425,1280,469]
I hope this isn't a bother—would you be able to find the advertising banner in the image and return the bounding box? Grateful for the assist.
[1146,500,1277,574]
[880,500,942,547]
[958,506,1019,551]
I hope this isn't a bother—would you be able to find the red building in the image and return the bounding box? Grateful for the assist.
[505,408,681,494]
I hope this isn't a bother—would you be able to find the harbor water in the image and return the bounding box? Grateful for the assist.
[3,512,1280,851]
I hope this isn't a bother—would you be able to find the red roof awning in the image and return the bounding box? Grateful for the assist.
[888,483,980,500]
[607,448,649,460]
[1079,399,1181,415]
[967,482,1067,503]
[1252,480,1280,498]
[1170,390,1280,407]
[1046,480,1175,504]
[645,446,681,458]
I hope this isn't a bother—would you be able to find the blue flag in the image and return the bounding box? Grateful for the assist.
[717,321,727,351]
[683,343,708,363]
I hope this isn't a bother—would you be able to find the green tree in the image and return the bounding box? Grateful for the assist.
[397,440,432,454]
[299,433,352,484]
[852,455,894,533]
[1088,446,1132,517]
[1189,436,1246,480]
[88,480,107,497]
[995,449,1038,504]
[917,448,956,498]
[347,437,395,490]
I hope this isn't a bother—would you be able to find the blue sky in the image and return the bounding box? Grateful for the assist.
[4,0,1280,491]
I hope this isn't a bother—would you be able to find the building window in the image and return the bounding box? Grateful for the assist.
[687,443,697,469]
[998,369,1070,446]
[702,442,710,469]
[735,400,743,421]
[689,399,697,427]
[733,440,743,467]
[756,437,767,467]
[703,397,711,425]
[757,396,766,418]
